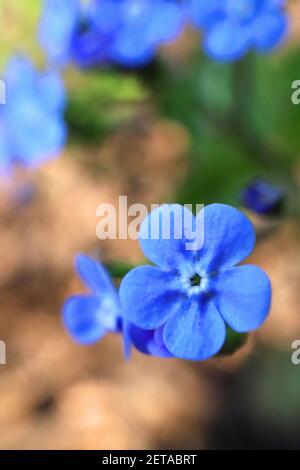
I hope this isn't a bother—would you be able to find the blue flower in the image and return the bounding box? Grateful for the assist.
[63,254,172,358]
[39,0,81,66]
[0,56,66,173]
[39,0,185,68]
[91,0,185,67]
[241,179,285,215]
[188,0,289,62]
[120,204,271,361]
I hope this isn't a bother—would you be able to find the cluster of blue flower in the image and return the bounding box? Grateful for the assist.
[188,0,289,61]
[39,0,288,68]
[63,204,271,361]
[0,0,289,173]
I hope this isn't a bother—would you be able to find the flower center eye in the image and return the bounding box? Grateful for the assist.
[189,273,201,287]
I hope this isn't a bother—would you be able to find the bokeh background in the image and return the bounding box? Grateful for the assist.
[0,0,300,450]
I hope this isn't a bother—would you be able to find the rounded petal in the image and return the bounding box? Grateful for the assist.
[37,72,66,112]
[139,204,198,270]
[119,266,185,329]
[39,0,80,65]
[6,93,66,166]
[75,254,118,299]
[163,299,226,360]
[213,265,272,332]
[187,0,224,28]
[252,12,288,52]
[0,129,11,173]
[204,20,250,62]
[62,294,107,344]
[148,327,173,358]
[90,0,121,34]
[148,2,184,43]
[124,322,173,358]
[195,204,256,273]
[4,56,35,90]
[110,28,155,66]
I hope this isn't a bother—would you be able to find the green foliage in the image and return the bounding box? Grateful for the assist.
[0,0,42,68]
[66,68,149,144]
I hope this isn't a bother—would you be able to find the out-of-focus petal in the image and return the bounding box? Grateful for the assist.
[62,294,107,344]
[148,2,184,43]
[187,0,225,28]
[252,12,288,51]
[39,0,80,65]
[75,254,118,299]
[204,20,250,61]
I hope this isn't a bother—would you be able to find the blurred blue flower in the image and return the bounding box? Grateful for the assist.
[120,204,271,361]
[188,0,288,61]
[63,254,172,358]
[39,0,81,66]
[39,0,185,68]
[91,0,185,67]
[241,179,285,215]
[0,57,66,173]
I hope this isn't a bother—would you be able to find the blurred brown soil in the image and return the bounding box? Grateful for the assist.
[0,119,219,450]
[0,117,299,449]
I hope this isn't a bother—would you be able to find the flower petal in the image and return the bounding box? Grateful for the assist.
[163,299,226,360]
[37,72,66,112]
[213,265,271,332]
[39,0,80,65]
[90,0,122,34]
[148,2,184,43]
[75,254,117,299]
[6,92,66,166]
[62,294,107,345]
[195,204,256,273]
[119,265,185,329]
[187,0,225,28]
[139,204,198,270]
[0,129,11,173]
[148,327,173,358]
[252,12,288,52]
[110,27,154,66]
[204,20,250,62]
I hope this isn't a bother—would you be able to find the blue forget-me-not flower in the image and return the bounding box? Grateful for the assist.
[188,0,289,62]
[63,254,172,358]
[241,179,285,215]
[0,56,66,173]
[39,0,185,68]
[120,204,271,361]
[91,0,185,66]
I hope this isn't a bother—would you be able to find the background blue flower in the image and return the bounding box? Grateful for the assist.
[39,0,185,68]
[39,0,81,66]
[63,254,122,345]
[241,179,285,215]
[0,56,66,173]
[120,204,272,361]
[188,0,288,61]
[91,0,185,67]
[63,254,173,358]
